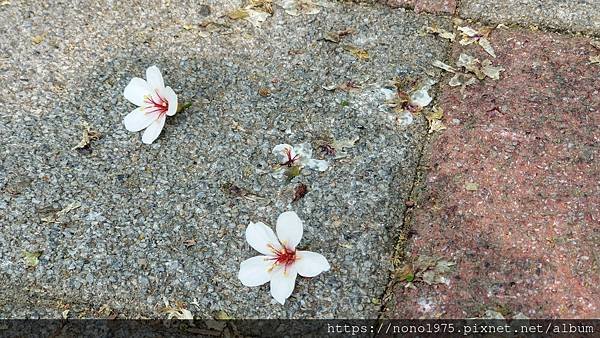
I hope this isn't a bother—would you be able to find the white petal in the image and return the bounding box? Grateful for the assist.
[305,159,328,171]
[276,211,303,249]
[123,77,151,106]
[141,115,166,144]
[295,250,330,277]
[146,65,164,90]
[294,143,313,159]
[270,265,297,305]
[123,107,158,132]
[410,88,432,107]
[272,144,293,164]
[246,222,282,256]
[238,255,273,287]
[163,86,178,116]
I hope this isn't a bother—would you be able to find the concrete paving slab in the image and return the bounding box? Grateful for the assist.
[383,0,457,15]
[385,27,600,318]
[460,0,600,36]
[0,1,451,318]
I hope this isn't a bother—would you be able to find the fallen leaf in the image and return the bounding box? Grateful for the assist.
[456,53,484,79]
[425,26,455,42]
[322,84,337,91]
[61,310,69,319]
[324,28,355,43]
[589,55,600,65]
[458,26,495,57]
[182,24,194,30]
[344,45,369,60]
[23,250,43,268]
[162,298,193,320]
[425,105,446,134]
[73,122,101,150]
[41,201,81,223]
[214,310,233,320]
[32,33,46,44]
[481,59,504,80]
[478,37,496,58]
[58,201,81,216]
[590,40,600,49]
[1,0,10,6]
[281,0,322,16]
[245,9,270,27]
[258,87,271,97]
[292,183,308,202]
[432,60,456,73]
[183,239,197,247]
[227,9,249,20]
[465,182,479,191]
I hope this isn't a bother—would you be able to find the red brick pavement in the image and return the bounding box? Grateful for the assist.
[388,28,600,318]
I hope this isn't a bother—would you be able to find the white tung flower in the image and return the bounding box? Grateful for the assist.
[238,211,330,305]
[272,143,328,175]
[123,65,177,144]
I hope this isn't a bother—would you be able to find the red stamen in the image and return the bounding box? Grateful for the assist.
[144,89,169,116]
[272,247,296,270]
[282,148,300,167]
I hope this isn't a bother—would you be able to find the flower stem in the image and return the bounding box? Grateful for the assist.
[176,102,192,113]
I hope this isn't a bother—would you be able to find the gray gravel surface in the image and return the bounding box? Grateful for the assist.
[0,1,449,318]
[460,0,600,36]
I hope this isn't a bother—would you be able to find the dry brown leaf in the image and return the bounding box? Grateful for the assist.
[426,106,446,134]
[344,45,369,60]
[425,26,455,42]
[73,122,101,150]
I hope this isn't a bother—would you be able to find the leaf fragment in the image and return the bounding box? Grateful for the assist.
[281,0,322,16]
[73,122,101,150]
[425,106,446,134]
[425,26,455,42]
[245,9,270,27]
[478,38,496,57]
[432,60,456,73]
[344,45,369,60]
[292,183,308,202]
[589,55,600,65]
[227,9,249,20]
[465,182,479,191]
[481,59,504,80]
[23,250,43,268]
[214,310,233,320]
[32,33,46,44]
[323,28,355,43]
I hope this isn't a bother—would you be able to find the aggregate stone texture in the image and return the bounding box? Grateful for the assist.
[0,1,451,318]
[460,0,600,36]
[387,28,599,318]
[383,0,457,15]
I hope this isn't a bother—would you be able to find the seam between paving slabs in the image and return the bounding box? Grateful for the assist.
[375,8,462,319]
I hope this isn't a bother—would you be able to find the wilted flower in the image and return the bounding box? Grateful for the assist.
[123,65,177,144]
[238,211,330,305]
[272,143,328,178]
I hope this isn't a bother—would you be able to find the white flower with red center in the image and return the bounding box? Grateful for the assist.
[123,65,177,144]
[272,143,328,178]
[238,211,330,305]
